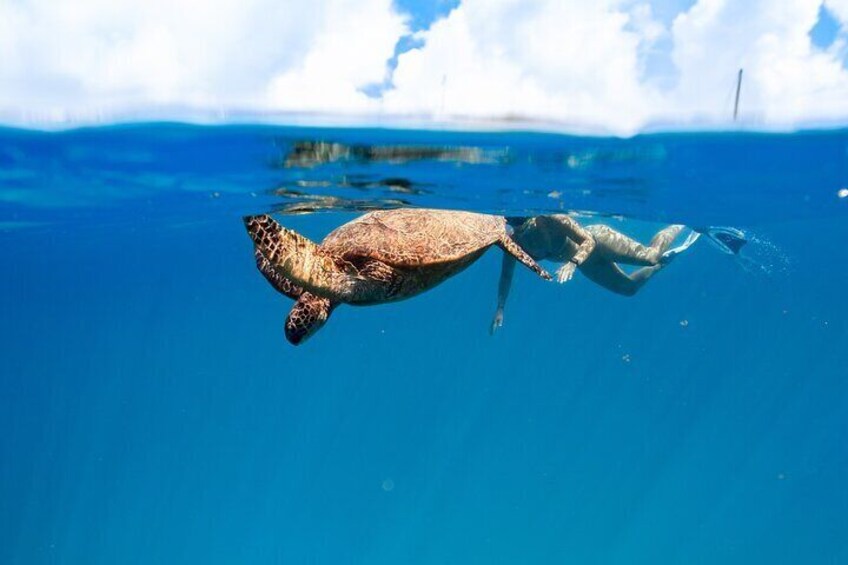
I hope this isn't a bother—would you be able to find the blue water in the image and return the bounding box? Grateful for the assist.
[1,124,847,564]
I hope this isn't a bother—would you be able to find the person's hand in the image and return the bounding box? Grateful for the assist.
[490,310,504,335]
[556,261,577,283]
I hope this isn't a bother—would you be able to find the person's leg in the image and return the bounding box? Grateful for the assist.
[648,225,685,255]
[578,257,647,297]
[586,224,684,266]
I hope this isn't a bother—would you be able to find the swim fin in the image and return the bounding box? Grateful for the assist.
[662,228,701,262]
[699,226,748,255]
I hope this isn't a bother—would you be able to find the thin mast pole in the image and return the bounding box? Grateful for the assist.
[733,68,743,121]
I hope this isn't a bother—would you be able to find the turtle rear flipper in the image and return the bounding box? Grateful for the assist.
[498,235,552,280]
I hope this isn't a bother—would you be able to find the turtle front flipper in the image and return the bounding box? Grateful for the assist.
[285,293,336,345]
[244,214,391,303]
[254,248,303,300]
[245,214,353,301]
[497,235,552,280]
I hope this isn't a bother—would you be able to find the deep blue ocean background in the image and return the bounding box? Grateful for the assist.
[1,124,847,564]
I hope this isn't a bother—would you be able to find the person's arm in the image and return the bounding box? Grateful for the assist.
[539,215,596,282]
[491,253,517,334]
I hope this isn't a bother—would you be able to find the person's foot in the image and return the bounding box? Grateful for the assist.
[662,229,701,263]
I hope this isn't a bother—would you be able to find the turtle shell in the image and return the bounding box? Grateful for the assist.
[321,209,506,267]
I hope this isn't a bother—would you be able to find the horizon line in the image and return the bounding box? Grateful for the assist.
[2,107,848,138]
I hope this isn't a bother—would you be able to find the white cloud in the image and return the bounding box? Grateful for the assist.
[381,0,848,132]
[265,0,407,113]
[382,0,663,134]
[667,0,848,126]
[1,0,847,133]
[0,0,405,121]
[826,0,848,23]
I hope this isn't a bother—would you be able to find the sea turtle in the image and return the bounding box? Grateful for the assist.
[244,208,552,345]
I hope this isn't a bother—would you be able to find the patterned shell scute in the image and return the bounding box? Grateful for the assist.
[321,209,506,267]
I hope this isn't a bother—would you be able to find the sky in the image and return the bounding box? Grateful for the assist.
[1,0,848,134]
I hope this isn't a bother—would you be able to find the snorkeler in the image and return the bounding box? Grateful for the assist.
[491,215,702,333]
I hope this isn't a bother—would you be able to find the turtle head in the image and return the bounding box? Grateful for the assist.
[284,294,335,345]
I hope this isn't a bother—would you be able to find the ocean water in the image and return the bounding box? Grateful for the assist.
[1,124,846,564]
